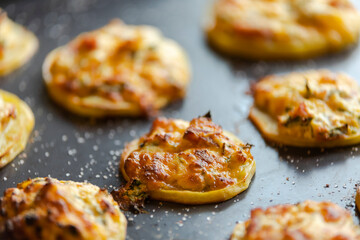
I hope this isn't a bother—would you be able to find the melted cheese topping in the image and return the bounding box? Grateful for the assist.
[0,178,127,240]
[253,70,360,141]
[231,201,360,240]
[45,20,190,116]
[207,0,360,58]
[122,116,254,192]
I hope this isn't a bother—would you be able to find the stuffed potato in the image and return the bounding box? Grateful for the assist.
[231,200,360,240]
[43,20,190,117]
[116,114,255,209]
[206,0,360,60]
[250,70,360,147]
[0,177,127,240]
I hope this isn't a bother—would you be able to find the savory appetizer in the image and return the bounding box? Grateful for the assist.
[206,0,360,59]
[43,19,190,117]
[0,89,34,168]
[250,70,360,147]
[231,200,360,240]
[114,113,256,210]
[0,9,38,76]
[0,177,127,240]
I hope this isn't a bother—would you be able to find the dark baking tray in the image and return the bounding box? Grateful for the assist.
[1,0,360,239]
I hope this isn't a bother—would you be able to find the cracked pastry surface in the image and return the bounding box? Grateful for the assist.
[0,89,34,168]
[249,70,360,147]
[231,200,360,240]
[0,9,38,76]
[0,177,127,240]
[206,0,360,59]
[117,114,256,207]
[43,19,190,117]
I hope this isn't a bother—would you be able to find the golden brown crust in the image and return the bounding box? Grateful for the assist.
[249,70,360,147]
[118,115,256,205]
[0,9,38,76]
[356,186,360,213]
[43,19,190,117]
[0,177,127,240]
[206,0,360,59]
[0,90,34,168]
[231,200,360,240]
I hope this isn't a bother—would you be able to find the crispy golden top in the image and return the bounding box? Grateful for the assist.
[253,70,360,140]
[46,19,189,115]
[0,178,126,240]
[232,201,360,240]
[123,116,254,192]
[213,0,360,45]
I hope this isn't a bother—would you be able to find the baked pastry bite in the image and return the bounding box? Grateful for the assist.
[231,200,360,240]
[114,113,256,210]
[43,19,190,117]
[0,9,38,76]
[250,70,360,147]
[206,0,360,60]
[0,89,34,168]
[0,177,127,240]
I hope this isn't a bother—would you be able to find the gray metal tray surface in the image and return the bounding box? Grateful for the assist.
[1,0,360,239]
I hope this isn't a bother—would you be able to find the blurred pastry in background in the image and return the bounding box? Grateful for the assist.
[0,89,34,168]
[43,19,191,117]
[114,113,255,211]
[0,9,38,76]
[231,200,360,240]
[250,70,360,147]
[206,0,360,60]
[0,177,127,240]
